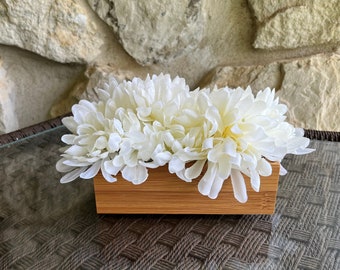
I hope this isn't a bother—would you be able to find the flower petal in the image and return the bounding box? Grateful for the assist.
[122,165,148,184]
[249,168,260,192]
[153,151,172,166]
[56,158,73,173]
[62,159,93,167]
[101,161,117,182]
[102,170,117,183]
[198,163,217,196]
[202,138,214,150]
[279,164,287,175]
[62,117,77,133]
[61,134,76,145]
[65,145,88,156]
[175,169,192,182]
[94,136,108,150]
[60,167,87,183]
[184,160,205,180]
[169,156,185,173]
[257,158,272,177]
[107,133,121,153]
[103,159,122,175]
[230,169,248,203]
[208,176,225,199]
[80,161,101,179]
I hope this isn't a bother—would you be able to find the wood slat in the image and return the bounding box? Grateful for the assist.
[93,162,280,214]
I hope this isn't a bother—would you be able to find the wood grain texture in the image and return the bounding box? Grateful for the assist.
[93,162,280,214]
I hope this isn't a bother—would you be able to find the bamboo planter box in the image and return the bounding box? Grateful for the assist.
[93,162,280,215]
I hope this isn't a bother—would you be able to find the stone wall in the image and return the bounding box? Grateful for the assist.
[1,0,339,133]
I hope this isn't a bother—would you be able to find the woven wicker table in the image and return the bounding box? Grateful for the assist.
[0,119,339,270]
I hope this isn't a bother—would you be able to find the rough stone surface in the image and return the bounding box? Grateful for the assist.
[277,55,340,131]
[50,65,135,117]
[200,62,284,92]
[0,45,84,132]
[1,0,339,133]
[248,0,340,49]
[201,54,340,131]
[0,60,18,134]
[0,0,103,63]
[87,0,205,65]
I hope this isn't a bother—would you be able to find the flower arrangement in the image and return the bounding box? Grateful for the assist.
[56,74,314,203]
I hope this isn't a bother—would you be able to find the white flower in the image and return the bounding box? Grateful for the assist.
[96,73,191,125]
[57,73,314,204]
[96,73,206,182]
[57,74,188,184]
[103,108,172,184]
[166,88,213,182]
[56,99,119,183]
[196,87,314,203]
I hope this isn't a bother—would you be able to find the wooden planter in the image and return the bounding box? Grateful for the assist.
[93,162,280,214]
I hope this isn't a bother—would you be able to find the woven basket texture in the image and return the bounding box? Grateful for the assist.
[0,123,339,269]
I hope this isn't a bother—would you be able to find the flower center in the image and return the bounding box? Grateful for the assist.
[221,126,238,140]
[221,125,244,152]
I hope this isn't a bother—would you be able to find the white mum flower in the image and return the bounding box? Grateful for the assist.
[104,108,172,184]
[56,99,120,183]
[57,74,188,184]
[96,73,191,125]
[166,88,213,182]
[97,73,204,182]
[57,73,314,204]
[197,86,314,203]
